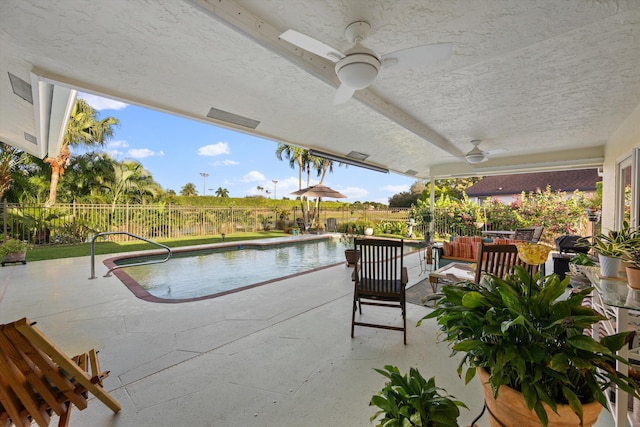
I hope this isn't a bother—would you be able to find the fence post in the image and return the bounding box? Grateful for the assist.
[2,199,6,242]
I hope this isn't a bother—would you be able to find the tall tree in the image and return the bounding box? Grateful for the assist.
[44,98,119,206]
[101,159,159,209]
[214,187,229,197]
[0,143,27,200]
[276,144,312,222]
[276,144,307,190]
[180,183,198,196]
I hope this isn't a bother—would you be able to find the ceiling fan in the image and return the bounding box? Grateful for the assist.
[465,140,506,164]
[280,21,452,104]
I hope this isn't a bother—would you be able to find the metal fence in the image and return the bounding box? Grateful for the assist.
[0,201,415,244]
[1,201,588,245]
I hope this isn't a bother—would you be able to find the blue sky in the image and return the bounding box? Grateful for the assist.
[78,93,417,203]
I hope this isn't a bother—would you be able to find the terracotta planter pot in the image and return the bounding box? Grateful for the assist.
[626,266,640,290]
[478,368,603,427]
[344,249,360,266]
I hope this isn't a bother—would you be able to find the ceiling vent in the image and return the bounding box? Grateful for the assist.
[346,151,369,161]
[24,132,37,144]
[207,107,260,129]
[8,73,33,104]
[404,169,418,176]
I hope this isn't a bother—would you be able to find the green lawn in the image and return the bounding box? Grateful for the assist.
[24,231,289,262]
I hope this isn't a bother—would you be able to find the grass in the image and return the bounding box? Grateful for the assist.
[24,231,290,262]
[20,231,425,262]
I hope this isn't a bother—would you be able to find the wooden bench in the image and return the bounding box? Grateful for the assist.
[0,317,120,427]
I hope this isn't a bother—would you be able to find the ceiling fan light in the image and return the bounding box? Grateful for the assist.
[465,152,486,164]
[335,53,380,89]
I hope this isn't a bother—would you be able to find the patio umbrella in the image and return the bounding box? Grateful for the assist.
[290,185,347,229]
[290,184,347,199]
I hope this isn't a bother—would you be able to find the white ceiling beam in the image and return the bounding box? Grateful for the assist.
[184,0,463,157]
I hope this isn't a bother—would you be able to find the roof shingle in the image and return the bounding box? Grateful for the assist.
[465,169,599,197]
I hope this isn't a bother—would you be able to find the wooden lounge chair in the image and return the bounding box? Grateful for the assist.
[351,238,408,344]
[0,317,120,427]
[474,243,539,284]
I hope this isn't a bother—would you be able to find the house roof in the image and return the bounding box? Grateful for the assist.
[465,169,600,197]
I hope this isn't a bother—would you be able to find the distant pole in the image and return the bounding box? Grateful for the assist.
[200,172,209,196]
[272,179,278,199]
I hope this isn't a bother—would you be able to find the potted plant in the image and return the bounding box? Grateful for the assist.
[588,225,631,277]
[1,238,28,266]
[340,227,360,266]
[370,365,467,427]
[618,223,640,289]
[421,267,640,427]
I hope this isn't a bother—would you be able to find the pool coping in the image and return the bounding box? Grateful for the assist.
[103,234,345,303]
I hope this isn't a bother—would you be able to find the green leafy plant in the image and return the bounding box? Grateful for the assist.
[420,267,640,427]
[370,365,467,427]
[616,222,640,269]
[0,239,28,256]
[569,253,596,266]
[588,222,636,258]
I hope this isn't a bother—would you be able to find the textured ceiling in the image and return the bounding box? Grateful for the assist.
[1,0,639,178]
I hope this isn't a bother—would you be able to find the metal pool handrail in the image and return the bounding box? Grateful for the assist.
[89,232,172,279]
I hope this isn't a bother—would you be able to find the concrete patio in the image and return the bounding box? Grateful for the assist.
[0,243,614,426]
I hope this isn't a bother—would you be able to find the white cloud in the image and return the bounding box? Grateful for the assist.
[341,186,369,200]
[243,171,265,182]
[105,149,124,158]
[127,148,164,158]
[382,184,409,193]
[78,93,128,111]
[212,159,239,166]
[198,142,230,156]
[107,140,129,148]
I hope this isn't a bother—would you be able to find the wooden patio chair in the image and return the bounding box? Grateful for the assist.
[513,228,535,241]
[325,218,338,232]
[0,317,120,427]
[351,238,408,344]
[530,226,544,243]
[474,243,539,284]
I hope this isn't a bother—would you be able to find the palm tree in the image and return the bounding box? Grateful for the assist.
[101,160,159,209]
[180,183,198,196]
[276,144,313,222]
[214,187,229,197]
[0,143,27,200]
[44,98,119,206]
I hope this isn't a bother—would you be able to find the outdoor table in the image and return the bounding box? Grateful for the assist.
[428,262,476,292]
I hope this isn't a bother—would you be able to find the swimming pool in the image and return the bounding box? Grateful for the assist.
[106,236,418,303]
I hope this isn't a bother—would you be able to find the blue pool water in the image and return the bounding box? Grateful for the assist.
[117,237,353,300]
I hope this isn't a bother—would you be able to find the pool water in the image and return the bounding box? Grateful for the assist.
[118,238,352,300]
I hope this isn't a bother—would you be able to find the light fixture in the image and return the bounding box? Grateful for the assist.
[465,151,486,164]
[335,52,380,89]
[309,149,389,173]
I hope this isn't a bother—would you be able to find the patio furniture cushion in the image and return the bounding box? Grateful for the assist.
[441,236,483,265]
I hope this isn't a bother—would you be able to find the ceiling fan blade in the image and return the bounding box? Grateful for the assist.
[333,84,355,104]
[381,43,452,70]
[280,29,345,62]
